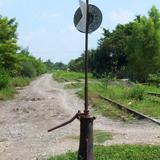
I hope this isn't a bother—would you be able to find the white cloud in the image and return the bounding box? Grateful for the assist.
[109,10,134,24]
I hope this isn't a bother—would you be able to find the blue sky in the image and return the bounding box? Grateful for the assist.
[0,0,160,63]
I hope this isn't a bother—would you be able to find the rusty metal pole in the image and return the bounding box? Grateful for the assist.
[48,2,102,160]
[84,0,89,115]
[78,114,95,160]
[78,0,95,160]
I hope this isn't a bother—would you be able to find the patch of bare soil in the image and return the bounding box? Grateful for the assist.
[0,74,160,160]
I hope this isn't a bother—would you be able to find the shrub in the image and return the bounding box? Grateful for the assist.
[0,70,10,89]
[148,73,160,86]
[100,72,114,89]
[21,62,37,78]
[0,87,16,100]
[128,85,145,100]
[10,77,31,87]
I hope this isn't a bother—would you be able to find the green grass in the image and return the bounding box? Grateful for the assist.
[53,71,160,118]
[53,71,93,82]
[78,82,160,118]
[64,82,83,89]
[48,145,160,160]
[0,87,16,100]
[0,77,32,100]
[10,77,31,87]
[76,82,134,120]
[143,84,160,94]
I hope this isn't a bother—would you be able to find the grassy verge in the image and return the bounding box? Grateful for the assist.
[0,87,16,100]
[72,82,135,120]
[53,71,160,118]
[10,77,31,87]
[53,71,93,82]
[48,145,160,160]
[81,83,160,118]
[0,77,32,100]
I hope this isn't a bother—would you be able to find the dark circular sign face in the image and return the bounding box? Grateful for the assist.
[74,4,102,33]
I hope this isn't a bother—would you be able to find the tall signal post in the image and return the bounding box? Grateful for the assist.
[48,1,102,159]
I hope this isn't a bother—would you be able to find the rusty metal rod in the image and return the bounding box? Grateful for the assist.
[84,0,89,115]
[48,111,81,132]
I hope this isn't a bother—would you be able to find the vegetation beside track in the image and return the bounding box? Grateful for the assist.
[48,145,160,160]
[0,77,32,100]
[53,71,93,82]
[53,71,160,119]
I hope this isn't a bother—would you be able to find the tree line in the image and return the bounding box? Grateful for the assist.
[68,6,160,82]
[0,15,47,79]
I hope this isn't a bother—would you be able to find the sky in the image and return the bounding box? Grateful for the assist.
[0,0,160,64]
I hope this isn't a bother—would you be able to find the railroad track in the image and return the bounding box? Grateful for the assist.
[99,95,160,125]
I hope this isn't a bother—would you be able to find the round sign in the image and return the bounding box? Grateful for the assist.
[74,4,102,33]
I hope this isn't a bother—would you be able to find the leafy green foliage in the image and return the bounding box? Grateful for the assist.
[0,70,10,89]
[128,85,145,100]
[68,6,160,83]
[48,145,160,160]
[17,48,47,77]
[127,6,160,82]
[44,59,55,71]
[0,15,47,100]
[0,15,19,76]
[21,61,37,78]
[53,62,67,71]
[56,71,160,118]
[0,87,16,100]
[148,73,160,86]
[68,57,84,72]
[0,15,47,78]
[10,77,31,87]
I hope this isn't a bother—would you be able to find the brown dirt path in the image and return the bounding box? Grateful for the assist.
[0,74,160,160]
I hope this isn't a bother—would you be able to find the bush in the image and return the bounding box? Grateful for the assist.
[128,85,145,100]
[21,62,37,78]
[0,87,16,100]
[148,73,160,86]
[10,77,31,87]
[0,70,10,89]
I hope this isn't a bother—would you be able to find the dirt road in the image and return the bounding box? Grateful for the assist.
[0,74,160,160]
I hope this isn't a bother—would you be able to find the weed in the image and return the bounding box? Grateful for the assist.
[48,145,160,160]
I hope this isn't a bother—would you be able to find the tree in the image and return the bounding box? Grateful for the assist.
[17,48,47,77]
[44,59,55,71]
[126,6,160,82]
[53,62,67,71]
[0,15,19,75]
